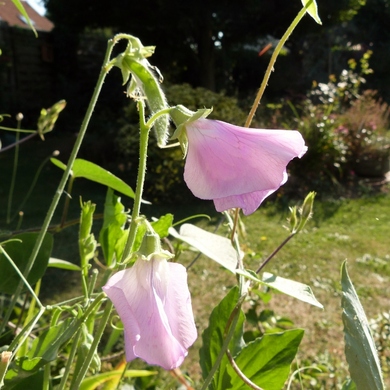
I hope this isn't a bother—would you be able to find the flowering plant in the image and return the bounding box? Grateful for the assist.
[0,0,385,389]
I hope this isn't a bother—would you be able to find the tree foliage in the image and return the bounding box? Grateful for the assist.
[42,0,380,97]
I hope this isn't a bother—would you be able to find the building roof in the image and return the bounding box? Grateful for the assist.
[0,0,54,32]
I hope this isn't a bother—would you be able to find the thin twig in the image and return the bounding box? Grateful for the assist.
[256,233,295,274]
[226,349,264,390]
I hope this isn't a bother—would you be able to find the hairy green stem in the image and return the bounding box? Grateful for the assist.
[121,100,150,261]
[244,4,311,128]
[69,45,161,388]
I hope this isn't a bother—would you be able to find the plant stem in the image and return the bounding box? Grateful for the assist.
[70,70,155,390]
[256,233,295,274]
[121,100,150,261]
[69,300,113,390]
[60,175,75,228]
[0,35,116,337]
[57,328,83,390]
[0,246,43,308]
[201,213,246,390]
[244,4,311,128]
[6,122,21,223]
[0,132,38,154]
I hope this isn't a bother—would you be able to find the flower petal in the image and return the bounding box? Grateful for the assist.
[102,258,197,370]
[102,270,142,359]
[184,118,307,213]
[213,188,278,216]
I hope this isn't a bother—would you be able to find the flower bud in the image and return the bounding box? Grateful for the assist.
[297,191,316,232]
[288,206,298,233]
[170,106,213,156]
[114,37,169,147]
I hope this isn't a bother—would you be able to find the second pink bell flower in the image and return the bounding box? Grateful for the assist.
[102,255,197,370]
[183,118,307,215]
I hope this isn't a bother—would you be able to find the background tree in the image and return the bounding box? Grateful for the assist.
[43,0,379,98]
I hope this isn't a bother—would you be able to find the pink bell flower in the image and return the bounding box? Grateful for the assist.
[183,118,307,215]
[102,255,197,370]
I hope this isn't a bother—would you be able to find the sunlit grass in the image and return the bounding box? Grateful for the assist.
[186,194,390,388]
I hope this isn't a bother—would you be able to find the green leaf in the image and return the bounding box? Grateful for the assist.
[80,369,157,390]
[51,158,135,198]
[50,157,67,171]
[4,369,44,389]
[17,318,80,372]
[48,257,81,271]
[301,0,322,24]
[99,189,128,266]
[227,329,304,390]
[341,261,385,390]
[151,214,173,238]
[236,270,323,308]
[11,0,37,36]
[226,329,304,390]
[169,223,237,273]
[262,272,323,309]
[200,286,245,390]
[0,233,53,295]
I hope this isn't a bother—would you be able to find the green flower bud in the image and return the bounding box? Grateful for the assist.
[138,230,173,262]
[297,191,316,232]
[37,100,66,140]
[113,36,169,146]
[76,324,101,374]
[170,105,213,156]
[288,206,298,233]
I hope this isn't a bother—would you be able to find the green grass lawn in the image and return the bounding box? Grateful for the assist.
[185,194,390,388]
[1,133,389,388]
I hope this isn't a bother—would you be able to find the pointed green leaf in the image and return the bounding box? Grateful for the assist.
[99,189,128,266]
[48,257,81,271]
[51,158,135,198]
[4,369,44,389]
[226,329,304,390]
[0,233,53,294]
[151,214,173,238]
[200,286,245,390]
[301,0,322,24]
[236,270,323,308]
[262,272,323,308]
[169,224,238,273]
[17,318,80,372]
[11,0,37,36]
[341,261,385,390]
[50,157,67,171]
